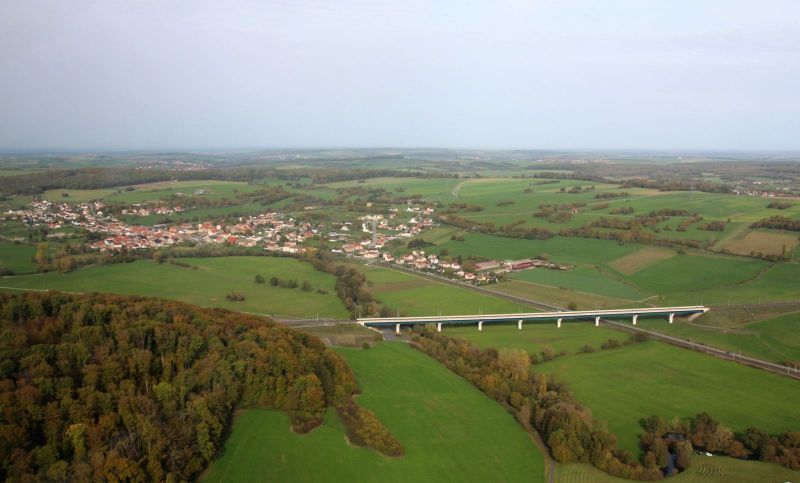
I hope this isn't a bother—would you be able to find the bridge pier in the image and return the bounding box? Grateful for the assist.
[557,318,562,328]
[632,314,638,325]
[395,323,400,334]
[669,313,674,324]
[437,322,442,332]
[478,321,483,331]
[595,316,600,327]
[518,319,523,330]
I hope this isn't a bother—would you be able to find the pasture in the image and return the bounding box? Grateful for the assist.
[203,342,546,482]
[537,341,800,454]
[509,267,645,300]
[0,256,350,319]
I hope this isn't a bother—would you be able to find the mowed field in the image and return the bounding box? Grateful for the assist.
[358,264,539,315]
[537,341,800,454]
[0,256,350,319]
[203,342,546,482]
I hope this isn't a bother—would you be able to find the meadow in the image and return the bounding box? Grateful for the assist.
[0,256,350,319]
[203,342,546,482]
[537,341,800,454]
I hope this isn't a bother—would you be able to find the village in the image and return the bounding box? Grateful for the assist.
[7,199,571,284]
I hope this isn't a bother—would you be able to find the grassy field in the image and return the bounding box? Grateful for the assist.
[638,311,800,364]
[203,342,546,482]
[537,341,800,454]
[0,242,37,274]
[491,280,635,310]
[446,322,627,356]
[625,254,768,298]
[555,456,799,483]
[720,230,799,258]
[359,264,539,315]
[608,246,676,275]
[0,256,350,319]
[510,267,645,300]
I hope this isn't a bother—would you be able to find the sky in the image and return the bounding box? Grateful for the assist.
[1,0,799,151]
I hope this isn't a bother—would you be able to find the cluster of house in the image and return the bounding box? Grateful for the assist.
[120,203,184,217]
[392,250,498,284]
[10,200,110,230]
[329,207,437,259]
[9,201,316,254]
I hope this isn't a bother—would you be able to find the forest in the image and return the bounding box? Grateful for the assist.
[0,292,400,481]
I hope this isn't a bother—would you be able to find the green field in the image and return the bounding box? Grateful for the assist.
[510,267,645,300]
[638,311,800,364]
[0,256,350,319]
[359,264,538,315]
[0,242,37,274]
[446,322,626,356]
[492,280,635,311]
[556,456,799,483]
[537,341,800,454]
[204,342,546,482]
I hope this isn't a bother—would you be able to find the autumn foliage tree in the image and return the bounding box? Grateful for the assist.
[0,292,401,481]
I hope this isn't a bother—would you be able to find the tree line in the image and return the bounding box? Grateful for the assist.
[0,292,401,481]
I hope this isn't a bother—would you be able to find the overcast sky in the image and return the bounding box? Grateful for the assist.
[1,0,799,151]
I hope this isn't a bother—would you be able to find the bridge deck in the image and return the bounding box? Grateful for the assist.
[358,305,709,327]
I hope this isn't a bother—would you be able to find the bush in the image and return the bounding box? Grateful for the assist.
[254,274,265,284]
[302,280,313,291]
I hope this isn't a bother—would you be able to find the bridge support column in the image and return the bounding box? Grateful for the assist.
[595,316,600,327]
[669,313,674,324]
[557,318,562,328]
[395,323,400,334]
[518,320,523,330]
[437,322,442,332]
[478,321,483,331]
[632,314,638,325]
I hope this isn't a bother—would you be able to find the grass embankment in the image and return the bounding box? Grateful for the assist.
[204,342,546,482]
[0,256,350,319]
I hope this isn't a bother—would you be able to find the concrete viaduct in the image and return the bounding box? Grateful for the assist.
[358,306,709,334]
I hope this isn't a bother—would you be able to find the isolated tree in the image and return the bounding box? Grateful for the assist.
[254,274,265,284]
